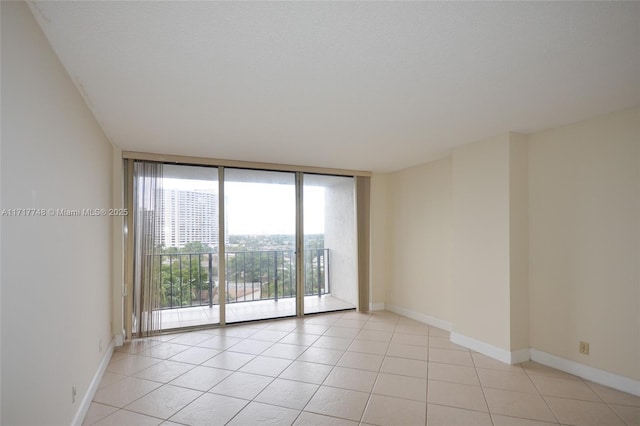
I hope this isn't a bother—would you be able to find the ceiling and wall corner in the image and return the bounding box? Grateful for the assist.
[26,1,640,173]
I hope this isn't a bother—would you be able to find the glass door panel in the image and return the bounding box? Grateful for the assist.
[224,169,297,323]
[156,164,220,330]
[303,174,357,314]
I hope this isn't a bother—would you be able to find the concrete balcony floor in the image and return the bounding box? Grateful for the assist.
[159,294,355,330]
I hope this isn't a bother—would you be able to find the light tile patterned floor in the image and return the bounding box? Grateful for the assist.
[85,311,640,426]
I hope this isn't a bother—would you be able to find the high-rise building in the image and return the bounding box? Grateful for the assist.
[156,188,220,249]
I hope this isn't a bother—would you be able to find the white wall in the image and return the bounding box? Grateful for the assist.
[0,3,3,419]
[324,178,358,305]
[509,134,530,351]
[369,173,390,308]
[1,2,114,424]
[386,157,453,322]
[452,134,512,350]
[379,133,528,356]
[529,107,640,380]
[375,108,639,383]
[112,148,125,345]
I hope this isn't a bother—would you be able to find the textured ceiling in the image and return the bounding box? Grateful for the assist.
[29,1,640,172]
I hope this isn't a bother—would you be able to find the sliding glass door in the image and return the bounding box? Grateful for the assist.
[129,163,220,335]
[303,174,357,314]
[223,169,297,323]
[156,165,221,329]
[127,160,364,336]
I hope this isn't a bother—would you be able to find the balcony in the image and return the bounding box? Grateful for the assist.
[152,249,354,329]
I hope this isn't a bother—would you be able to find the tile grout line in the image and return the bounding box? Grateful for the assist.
[424,324,430,426]
[127,342,226,422]
[223,313,340,425]
[469,345,495,426]
[582,379,632,426]
[524,367,564,425]
[91,311,638,426]
[359,314,400,424]
[295,311,363,424]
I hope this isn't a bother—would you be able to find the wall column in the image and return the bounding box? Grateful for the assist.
[451,133,529,363]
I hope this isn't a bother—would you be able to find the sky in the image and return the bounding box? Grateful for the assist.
[162,178,325,235]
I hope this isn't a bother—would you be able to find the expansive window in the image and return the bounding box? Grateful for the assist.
[124,156,369,336]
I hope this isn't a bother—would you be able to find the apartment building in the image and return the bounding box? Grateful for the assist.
[1,1,639,425]
[157,188,220,249]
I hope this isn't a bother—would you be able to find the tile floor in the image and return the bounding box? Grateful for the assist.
[160,295,355,330]
[85,310,640,426]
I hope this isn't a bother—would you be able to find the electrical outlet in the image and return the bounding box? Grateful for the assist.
[99,338,103,353]
[72,385,77,403]
[579,341,590,355]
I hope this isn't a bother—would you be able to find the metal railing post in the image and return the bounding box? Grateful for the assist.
[317,249,322,297]
[325,249,330,294]
[290,251,294,298]
[274,251,278,302]
[242,252,246,302]
[179,254,183,306]
[227,252,231,303]
[188,254,192,306]
[235,253,239,302]
[208,253,213,307]
[251,252,255,301]
[169,254,174,308]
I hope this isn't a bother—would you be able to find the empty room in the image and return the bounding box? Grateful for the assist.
[1,1,639,425]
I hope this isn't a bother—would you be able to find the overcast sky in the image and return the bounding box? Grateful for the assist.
[162,178,324,235]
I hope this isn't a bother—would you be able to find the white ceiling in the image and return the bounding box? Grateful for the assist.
[29,1,640,173]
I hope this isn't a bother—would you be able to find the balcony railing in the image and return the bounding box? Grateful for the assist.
[154,249,329,310]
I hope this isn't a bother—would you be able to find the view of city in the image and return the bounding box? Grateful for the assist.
[152,178,329,310]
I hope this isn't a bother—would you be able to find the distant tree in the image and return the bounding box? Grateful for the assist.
[163,246,179,254]
[181,241,214,253]
[155,235,326,306]
[158,251,212,308]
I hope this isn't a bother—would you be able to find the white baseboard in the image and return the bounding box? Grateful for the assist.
[511,348,532,364]
[385,304,452,332]
[115,332,124,347]
[71,338,115,426]
[530,349,640,397]
[450,332,530,365]
[360,303,640,397]
[369,302,385,311]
